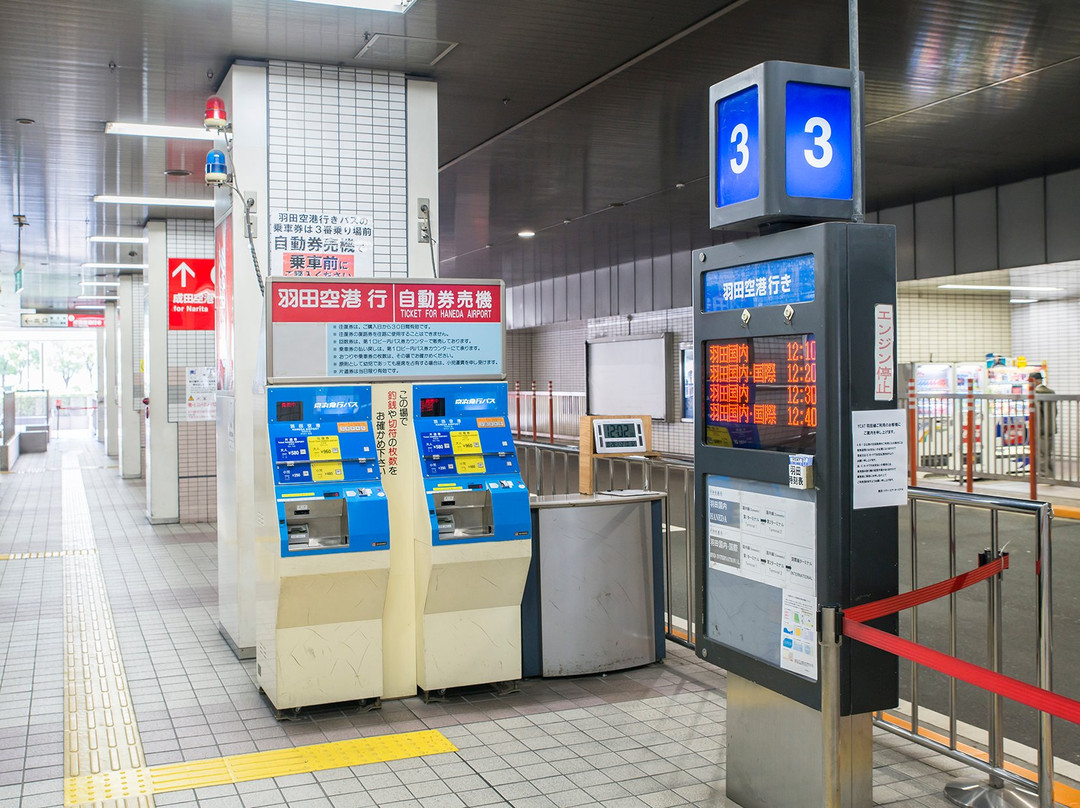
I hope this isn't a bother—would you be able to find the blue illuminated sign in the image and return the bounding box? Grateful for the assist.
[702,254,815,312]
[785,82,852,200]
[716,86,760,208]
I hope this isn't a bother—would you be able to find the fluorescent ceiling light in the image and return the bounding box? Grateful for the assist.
[105,122,215,140]
[74,304,105,310]
[937,284,1064,292]
[288,0,417,12]
[19,308,36,314]
[89,235,149,244]
[1010,298,1038,304]
[82,262,150,270]
[518,230,536,238]
[80,281,120,287]
[77,295,118,301]
[94,195,214,208]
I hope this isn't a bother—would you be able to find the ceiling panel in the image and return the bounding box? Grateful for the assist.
[1,0,1079,325]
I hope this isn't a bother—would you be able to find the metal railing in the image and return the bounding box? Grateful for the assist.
[515,440,696,647]
[867,488,1056,806]
[508,386,586,443]
[903,390,1079,487]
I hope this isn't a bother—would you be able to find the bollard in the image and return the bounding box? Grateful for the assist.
[820,606,843,808]
[965,378,974,494]
[1028,379,1038,501]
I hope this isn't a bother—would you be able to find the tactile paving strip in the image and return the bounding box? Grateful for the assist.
[64,729,457,804]
[60,454,151,807]
[0,549,98,560]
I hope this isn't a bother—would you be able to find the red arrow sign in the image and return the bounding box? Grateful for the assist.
[168,258,216,330]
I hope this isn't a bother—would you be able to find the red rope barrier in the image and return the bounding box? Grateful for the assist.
[844,554,1008,624]
[842,555,1080,726]
[844,620,1080,726]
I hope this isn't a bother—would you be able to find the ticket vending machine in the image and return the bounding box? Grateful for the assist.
[694,222,901,807]
[402,382,532,695]
[254,379,392,708]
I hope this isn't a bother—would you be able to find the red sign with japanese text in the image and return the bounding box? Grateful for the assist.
[282,253,355,277]
[168,257,216,330]
[67,314,104,328]
[271,281,502,325]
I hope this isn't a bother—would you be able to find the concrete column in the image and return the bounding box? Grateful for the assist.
[215,63,269,658]
[407,78,439,279]
[117,275,143,478]
[103,301,119,457]
[95,327,105,442]
[143,221,180,523]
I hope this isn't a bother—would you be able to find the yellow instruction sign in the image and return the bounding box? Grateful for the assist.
[450,430,482,455]
[311,462,344,482]
[308,435,342,461]
[455,456,486,475]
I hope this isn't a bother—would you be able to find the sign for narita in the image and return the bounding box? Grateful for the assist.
[168,258,216,330]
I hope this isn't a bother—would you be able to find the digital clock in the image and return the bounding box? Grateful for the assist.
[592,418,646,454]
[703,333,817,452]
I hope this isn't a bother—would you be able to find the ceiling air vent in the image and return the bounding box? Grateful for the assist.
[354,33,458,70]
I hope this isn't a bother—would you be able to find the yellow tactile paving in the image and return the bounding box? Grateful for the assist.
[0,549,98,560]
[60,454,151,808]
[64,729,457,804]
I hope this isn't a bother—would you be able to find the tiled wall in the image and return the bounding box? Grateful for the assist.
[895,291,1012,366]
[266,62,409,277]
[166,220,216,523]
[1012,300,1080,395]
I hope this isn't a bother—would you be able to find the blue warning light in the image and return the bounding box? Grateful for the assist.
[205,149,228,185]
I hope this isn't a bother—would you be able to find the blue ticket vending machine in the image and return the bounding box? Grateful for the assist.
[255,385,393,710]
[413,382,531,544]
[408,381,533,693]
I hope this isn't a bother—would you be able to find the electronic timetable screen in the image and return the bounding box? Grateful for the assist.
[703,334,817,452]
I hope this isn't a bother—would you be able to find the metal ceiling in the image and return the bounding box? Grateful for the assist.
[2,0,1079,326]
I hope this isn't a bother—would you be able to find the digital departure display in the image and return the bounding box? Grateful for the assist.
[703,334,817,452]
[420,397,445,417]
[276,401,303,422]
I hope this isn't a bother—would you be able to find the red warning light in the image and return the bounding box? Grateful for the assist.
[204,96,228,130]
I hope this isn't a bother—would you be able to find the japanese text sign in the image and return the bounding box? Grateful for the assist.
[168,258,216,330]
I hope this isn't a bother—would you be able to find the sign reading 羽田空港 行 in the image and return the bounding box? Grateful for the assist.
[268,279,505,381]
[270,210,373,277]
[168,258,216,330]
[702,254,815,312]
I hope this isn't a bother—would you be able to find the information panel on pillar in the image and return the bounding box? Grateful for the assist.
[693,222,903,714]
[265,277,505,384]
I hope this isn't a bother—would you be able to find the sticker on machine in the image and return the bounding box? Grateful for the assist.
[705,476,816,595]
[780,590,817,680]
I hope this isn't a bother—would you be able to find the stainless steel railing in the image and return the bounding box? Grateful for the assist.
[867,488,1056,807]
[902,391,1079,487]
[515,440,696,647]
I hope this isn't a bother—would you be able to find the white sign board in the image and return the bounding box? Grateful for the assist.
[269,209,374,277]
[852,409,907,509]
[184,366,217,421]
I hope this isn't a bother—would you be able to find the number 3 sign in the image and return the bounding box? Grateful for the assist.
[710,62,857,230]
